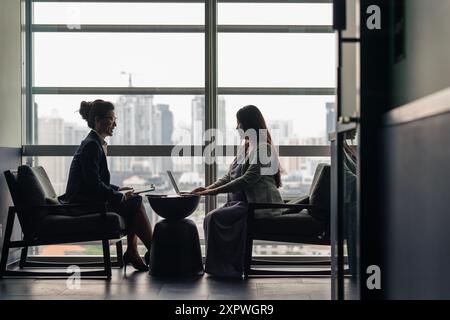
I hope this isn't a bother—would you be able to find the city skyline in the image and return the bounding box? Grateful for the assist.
[35,95,333,197]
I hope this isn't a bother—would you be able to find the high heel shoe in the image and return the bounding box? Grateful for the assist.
[123,251,149,272]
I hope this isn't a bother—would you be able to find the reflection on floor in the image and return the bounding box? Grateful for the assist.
[0,269,331,300]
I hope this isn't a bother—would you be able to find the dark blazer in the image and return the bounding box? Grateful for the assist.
[61,130,123,205]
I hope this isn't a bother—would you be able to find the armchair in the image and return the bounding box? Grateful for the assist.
[0,165,126,278]
[244,163,331,277]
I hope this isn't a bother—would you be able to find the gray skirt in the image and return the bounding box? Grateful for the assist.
[203,200,248,278]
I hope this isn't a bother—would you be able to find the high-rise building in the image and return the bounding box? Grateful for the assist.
[152,103,174,174]
[191,96,226,145]
[64,123,88,146]
[109,95,154,174]
[267,119,293,145]
[153,104,173,145]
[109,96,175,181]
[191,96,226,172]
[37,115,66,194]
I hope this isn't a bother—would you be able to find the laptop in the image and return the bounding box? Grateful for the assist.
[167,171,191,196]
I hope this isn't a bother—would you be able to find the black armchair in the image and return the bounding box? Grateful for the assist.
[0,165,126,279]
[244,163,331,277]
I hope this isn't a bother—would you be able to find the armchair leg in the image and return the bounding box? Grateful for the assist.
[102,239,112,279]
[115,240,124,268]
[19,246,28,269]
[0,208,15,278]
[243,236,253,279]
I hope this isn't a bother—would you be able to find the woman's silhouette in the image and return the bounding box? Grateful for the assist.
[61,100,153,271]
[193,105,284,278]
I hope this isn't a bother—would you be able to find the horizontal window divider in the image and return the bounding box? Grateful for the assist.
[32,87,335,95]
[32,0,206,3]
[23,145,331,157]
[220,87,335,95]
[219,0,332,2]
[32,87,204,95]
[31,24,333,34]
[32,0,332,4]
[219,25,333,33]
[32,24,204,33]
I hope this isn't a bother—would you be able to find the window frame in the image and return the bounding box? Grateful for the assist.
[24,0,334,259]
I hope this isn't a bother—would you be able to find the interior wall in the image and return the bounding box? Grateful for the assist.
[391,0,450,107]
[379,0,450,299]
[382,103,450,299]
[0,0,23,262]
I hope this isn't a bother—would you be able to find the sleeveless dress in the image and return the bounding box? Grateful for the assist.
[203,162,249,278]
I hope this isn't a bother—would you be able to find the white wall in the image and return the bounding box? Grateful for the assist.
[0,0,22,148]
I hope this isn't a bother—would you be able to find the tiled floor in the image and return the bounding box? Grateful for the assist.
[0,269,331,300]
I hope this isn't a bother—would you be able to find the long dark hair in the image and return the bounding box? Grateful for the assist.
[236,105,282,188]
[79,99,114,129]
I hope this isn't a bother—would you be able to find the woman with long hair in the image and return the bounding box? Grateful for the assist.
[61,99,153,272]
[193,105,283,278]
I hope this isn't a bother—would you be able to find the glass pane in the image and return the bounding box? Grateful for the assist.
[34,33,204,87]
[218,33,336,87]
[33,95,203,146]
[216,156,330,257]
[29,156,206,256]
[219,95,335,145]
[33,2,204,25]
[218,3,332,25]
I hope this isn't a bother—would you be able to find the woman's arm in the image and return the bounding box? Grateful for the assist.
[213,162,262,194]
[206,171,232,189]
[199,144,274,195]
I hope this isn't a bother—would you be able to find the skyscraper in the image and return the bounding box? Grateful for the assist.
[152,103,174,173]
[267,119,293,145]
[191,96,226,172]
[109,96,175,179]
[191,96,226,145]
[109,95,154,173]
[153,104,173,145]
[36,115,66,194]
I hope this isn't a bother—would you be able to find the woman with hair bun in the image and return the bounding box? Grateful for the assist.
[61,99,153,272]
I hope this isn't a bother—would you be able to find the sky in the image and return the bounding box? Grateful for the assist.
[32,2,336,142]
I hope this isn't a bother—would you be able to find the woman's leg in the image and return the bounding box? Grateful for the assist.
[126,232,138,255]
[129,202,153,251]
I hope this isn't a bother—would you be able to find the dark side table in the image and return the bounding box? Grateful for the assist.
[146,194,204,277]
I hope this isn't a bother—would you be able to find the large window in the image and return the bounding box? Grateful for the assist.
[25,0,335,258]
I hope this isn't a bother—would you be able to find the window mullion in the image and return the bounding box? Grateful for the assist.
[205,0,218,213]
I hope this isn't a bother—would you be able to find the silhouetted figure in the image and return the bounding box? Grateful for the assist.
[61,99,152,271]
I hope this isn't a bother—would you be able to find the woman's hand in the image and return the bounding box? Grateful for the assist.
[123,190,136,201]
[191,187,207,194]
[195,188,219,196]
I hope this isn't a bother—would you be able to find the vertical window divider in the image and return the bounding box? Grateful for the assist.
[205,0,218,214]
[25,0,34,166]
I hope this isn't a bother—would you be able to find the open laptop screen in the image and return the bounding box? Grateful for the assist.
[167,171,181,195]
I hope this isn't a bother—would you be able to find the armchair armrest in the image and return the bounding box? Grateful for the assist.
[282,195,310,204]
[247,203,314,218]
[248,203,313,210]
[13,202,108,216]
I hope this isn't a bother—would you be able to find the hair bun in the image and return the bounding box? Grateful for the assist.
[79,101,92,121]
